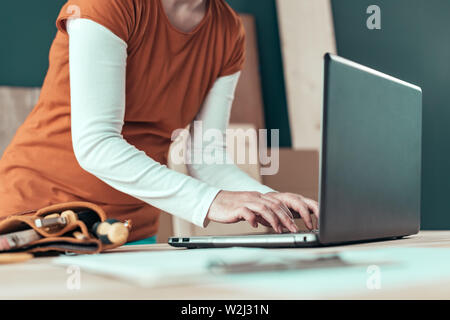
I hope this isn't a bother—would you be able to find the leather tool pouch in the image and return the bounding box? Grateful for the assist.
[0,202,130,255]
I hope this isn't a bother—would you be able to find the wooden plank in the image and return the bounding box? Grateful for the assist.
[276,0,337,149]
[230,14,265,131]
[0,86,40,156]
[262,149,319,201]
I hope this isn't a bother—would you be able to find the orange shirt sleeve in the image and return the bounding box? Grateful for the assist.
[56,0,137,43]
[220,17,246,77]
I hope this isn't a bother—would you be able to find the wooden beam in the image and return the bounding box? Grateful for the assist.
[276,0,336,149]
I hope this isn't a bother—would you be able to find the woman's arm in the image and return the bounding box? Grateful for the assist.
[68,18,310,233]
[68,18,221,227]
[187,72,319,230]
[186,72,274,193]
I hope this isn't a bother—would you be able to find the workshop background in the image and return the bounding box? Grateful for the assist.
[1,0,449,238]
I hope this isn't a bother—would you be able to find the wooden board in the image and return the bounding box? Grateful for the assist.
[0,86,40,156]
[262,149,319,201]
[230,14,265,131]
[276,0,336,149]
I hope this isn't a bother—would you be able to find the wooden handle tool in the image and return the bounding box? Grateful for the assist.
[92,219,129,245]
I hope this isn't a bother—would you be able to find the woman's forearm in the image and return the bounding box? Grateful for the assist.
[68,18,221,227]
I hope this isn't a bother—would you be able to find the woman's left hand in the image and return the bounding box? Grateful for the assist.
[264,192,319,230]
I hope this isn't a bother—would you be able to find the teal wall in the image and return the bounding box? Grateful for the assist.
[332,0,450,229]
[0,0,292,147]
[0,1,66,87]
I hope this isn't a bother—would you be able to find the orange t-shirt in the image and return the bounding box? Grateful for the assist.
[0,0,245,241]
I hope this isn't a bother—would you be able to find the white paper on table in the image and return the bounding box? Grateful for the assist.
[52,247,377,288]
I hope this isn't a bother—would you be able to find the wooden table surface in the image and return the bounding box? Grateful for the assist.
[1,231,450,300]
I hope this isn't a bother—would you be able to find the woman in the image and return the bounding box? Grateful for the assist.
[0,0,318,243]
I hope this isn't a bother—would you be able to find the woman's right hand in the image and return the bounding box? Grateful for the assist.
[206,191,299,233]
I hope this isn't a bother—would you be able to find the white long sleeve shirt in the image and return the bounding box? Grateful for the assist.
[67,18,274,228]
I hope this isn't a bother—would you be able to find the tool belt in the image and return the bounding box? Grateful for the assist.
[0,202,131,255]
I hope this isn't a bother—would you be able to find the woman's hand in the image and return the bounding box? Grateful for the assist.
[206,191,318,233]
[265,192,319,230]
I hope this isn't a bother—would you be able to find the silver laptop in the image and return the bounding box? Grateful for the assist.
[169,53,422,248]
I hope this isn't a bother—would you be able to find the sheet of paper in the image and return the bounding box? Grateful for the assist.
[54,246,450,297]
[53,247,303,287]
[53,246,386,288]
